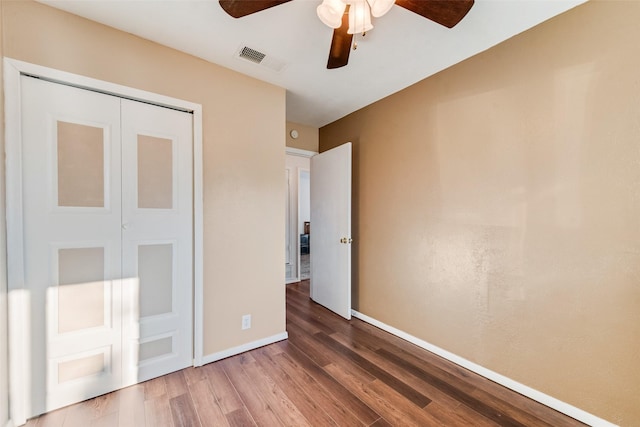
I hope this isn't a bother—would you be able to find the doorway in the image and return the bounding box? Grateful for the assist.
[285,148,315,284]
[286,142,353,319]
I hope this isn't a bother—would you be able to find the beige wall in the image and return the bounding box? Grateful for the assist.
[0,1,9,424]
[286,121,319,152]
[2,0,286,362]
[320,1,640,425]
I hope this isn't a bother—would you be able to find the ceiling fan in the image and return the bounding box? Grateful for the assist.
[219,0,474,69]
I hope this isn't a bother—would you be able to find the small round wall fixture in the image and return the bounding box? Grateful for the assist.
[290,129,299,139]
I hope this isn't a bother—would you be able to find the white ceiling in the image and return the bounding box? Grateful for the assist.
[41,0,587,127]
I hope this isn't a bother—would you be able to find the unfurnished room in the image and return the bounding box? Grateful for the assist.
[0,0,638,426]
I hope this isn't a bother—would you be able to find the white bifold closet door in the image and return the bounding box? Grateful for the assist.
[20,76,193,417]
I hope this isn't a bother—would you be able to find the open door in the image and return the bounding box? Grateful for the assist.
[310,142,352,319]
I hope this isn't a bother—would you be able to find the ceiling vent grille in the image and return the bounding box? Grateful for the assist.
[238,46,266,64]
[236,45,286,72]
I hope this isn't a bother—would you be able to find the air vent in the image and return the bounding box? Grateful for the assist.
[238,46,266,64]
[236,45,287,72]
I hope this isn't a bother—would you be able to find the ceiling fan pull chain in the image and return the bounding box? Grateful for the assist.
[354,1,368,50]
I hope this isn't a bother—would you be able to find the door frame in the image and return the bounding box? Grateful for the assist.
[3,58,205,425]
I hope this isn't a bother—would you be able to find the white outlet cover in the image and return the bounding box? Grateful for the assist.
[242,314,251,330]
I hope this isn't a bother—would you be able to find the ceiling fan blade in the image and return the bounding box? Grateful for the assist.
[395,0,474,28]
[327,6,353,69]
[219,0,292,18]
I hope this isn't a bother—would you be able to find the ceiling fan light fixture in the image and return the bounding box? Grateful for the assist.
[317,0,346,29]
[366,0,394,18]
[347,0,373,35]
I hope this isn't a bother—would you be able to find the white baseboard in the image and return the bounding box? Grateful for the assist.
[351,310,617,427]
[5,419,15,427]
[199,332,288,366]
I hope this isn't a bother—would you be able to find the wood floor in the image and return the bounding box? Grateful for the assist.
[26,280,585,426]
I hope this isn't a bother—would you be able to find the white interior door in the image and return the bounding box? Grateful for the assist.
[310,142,352,319]
[19,76,193,417]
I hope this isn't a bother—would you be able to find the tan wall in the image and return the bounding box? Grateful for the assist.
[0,1,9,424]
[320,1,640,425]
[2,0,286,358]
[286,121,319,152]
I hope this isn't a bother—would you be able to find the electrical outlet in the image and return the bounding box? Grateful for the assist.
[242,314,251,330]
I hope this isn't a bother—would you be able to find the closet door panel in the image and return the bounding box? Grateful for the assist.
[120,99,193,385]
[20,76,123,416]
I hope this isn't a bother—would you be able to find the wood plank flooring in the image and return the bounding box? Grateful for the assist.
[26,280,586,426]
